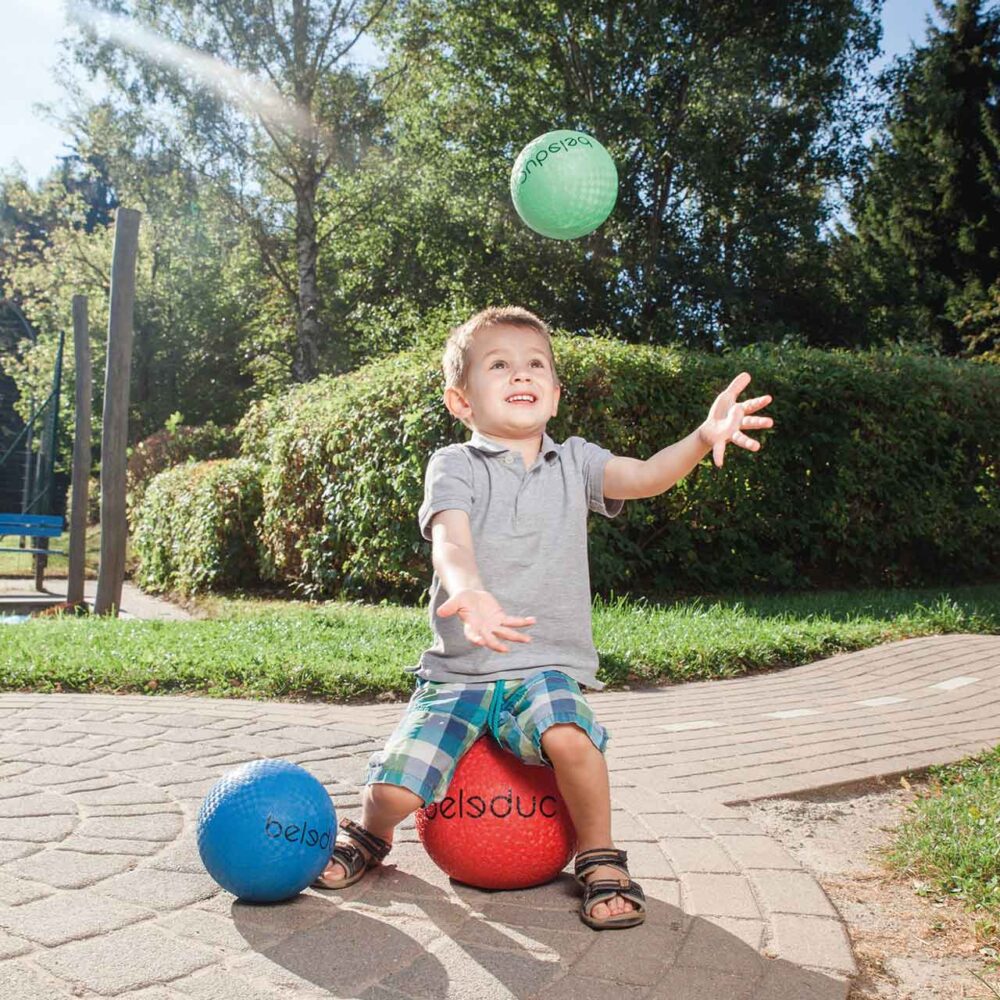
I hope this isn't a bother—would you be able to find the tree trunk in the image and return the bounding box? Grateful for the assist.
[292,172,322,383]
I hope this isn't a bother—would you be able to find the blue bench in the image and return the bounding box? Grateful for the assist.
[0,514,67,556]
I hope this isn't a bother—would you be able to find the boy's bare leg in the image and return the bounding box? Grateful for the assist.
[320,782,423,882]
[541,724,636,920]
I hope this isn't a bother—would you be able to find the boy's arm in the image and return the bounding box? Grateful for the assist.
[604,371,774,500]
[429,509,535,653]
[603,428,712,501]
[429,509,485,595]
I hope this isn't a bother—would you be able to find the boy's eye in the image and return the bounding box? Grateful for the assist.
[490,360,506,369]
[531,359,544,368]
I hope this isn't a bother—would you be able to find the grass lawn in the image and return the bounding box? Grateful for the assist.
[887,745,1000,952]
[0,580,996,701]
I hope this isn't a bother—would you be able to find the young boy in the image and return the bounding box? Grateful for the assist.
[314,306,773,930]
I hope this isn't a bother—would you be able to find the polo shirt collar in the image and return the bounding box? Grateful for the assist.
[468,430,561,462]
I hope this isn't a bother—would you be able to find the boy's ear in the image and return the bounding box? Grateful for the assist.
[550,383,561,417]
[444,386,472,423]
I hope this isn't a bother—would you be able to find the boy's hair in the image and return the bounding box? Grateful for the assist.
[443,306,558,390]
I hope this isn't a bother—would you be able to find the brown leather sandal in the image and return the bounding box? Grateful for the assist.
[312,817,392,890]
[574,847,647,929]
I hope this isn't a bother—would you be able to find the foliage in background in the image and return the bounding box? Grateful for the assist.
[835,0,1000,356]
[132,457,264,595]
[221,335,1000,603]
[125,415,239,526]
[337,0,882,352]
[71,0,392,382]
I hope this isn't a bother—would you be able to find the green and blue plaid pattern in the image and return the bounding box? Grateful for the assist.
[365,670,608,805]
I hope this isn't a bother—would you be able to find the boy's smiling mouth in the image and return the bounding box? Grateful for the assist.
[505,393,538,404]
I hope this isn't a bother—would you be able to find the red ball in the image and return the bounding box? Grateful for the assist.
[416,737,577,890]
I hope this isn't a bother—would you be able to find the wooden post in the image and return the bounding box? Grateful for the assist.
[67,295,91,608]
[95,208,140,617]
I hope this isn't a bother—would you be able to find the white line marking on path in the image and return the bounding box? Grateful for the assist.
[930,677,979,691]
[660,720,720,732]
[857,696,908,707]
[765,709,820,719]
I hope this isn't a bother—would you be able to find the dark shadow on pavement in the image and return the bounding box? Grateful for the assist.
[232,863,852,999]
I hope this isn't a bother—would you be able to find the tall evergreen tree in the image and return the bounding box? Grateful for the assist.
[846,0,1000,354]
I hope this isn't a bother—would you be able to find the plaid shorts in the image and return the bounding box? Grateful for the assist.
[365,670,608,805]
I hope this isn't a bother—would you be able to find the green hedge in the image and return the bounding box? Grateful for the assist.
[234,337,1000,601]
[126,421,238,528]
[133,458,265,596]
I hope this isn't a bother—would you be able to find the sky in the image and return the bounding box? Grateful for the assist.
[0,0,945,187]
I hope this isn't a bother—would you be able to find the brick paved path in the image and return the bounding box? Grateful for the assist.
[0,633,996,999]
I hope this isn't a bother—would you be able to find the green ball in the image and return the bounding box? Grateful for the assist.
[510,129,618,240]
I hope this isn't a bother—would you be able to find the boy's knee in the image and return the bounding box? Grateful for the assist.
[540,722,596,763]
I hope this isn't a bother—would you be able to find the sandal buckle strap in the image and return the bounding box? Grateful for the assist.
[339,817,392,863]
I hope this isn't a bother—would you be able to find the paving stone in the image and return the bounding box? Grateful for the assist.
[6,848,136,888]
[0,870,51,906]
[647,967,759,1000]
[0,889,153,945]
[661,837,739,874]
[750,870,839,917]
[643,812,712,837]
[701,914,766,951]
[0,842,39,863]
[101,867,219,910]
[453,942,567,997]
[77,812,184,842]
[453,918,592,963]
[572,918,684,985]
[681,871,761,920]
[0,959,77,999]
[74,783,172,806]
[0,791,75,817]
[642,878,681,909]
[245,909,426,997]
[0,927,32,958]
[770,914,857,975]
[616,840,675,878]
[173,968,294,1000]
[606,809,654,841]
[673,915,769,977]
[716,835,801,870]
[704,817,769,836]
[752,962,850,999]
[0,814,76,842]
[58,835,165,857]
[535,973,650,1000]
[157,907,254,952]
[33,921,217,994]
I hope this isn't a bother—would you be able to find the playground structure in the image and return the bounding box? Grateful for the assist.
[0,303,68,590]
[0,207,140,615]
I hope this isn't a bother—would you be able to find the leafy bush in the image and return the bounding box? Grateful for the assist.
[126,419,239,526]
[133,458,264,596]
[238,336,1000,601]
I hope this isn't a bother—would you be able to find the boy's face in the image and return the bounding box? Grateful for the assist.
[445,325,561,439]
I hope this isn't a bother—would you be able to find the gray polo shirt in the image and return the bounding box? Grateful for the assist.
[414,429,624,690]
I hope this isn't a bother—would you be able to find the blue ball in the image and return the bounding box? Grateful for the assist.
[197,759,336,903]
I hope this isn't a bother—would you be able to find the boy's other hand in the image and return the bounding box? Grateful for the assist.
[437,589,535,653]
[698,371,774,468]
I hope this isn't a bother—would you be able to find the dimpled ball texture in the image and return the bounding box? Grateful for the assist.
[510,129,618,240]
[197,758,336,903]
[416,737,577,890]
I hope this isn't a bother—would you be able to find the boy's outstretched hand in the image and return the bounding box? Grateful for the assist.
[437,589,535,653]
[698,371,774,468]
